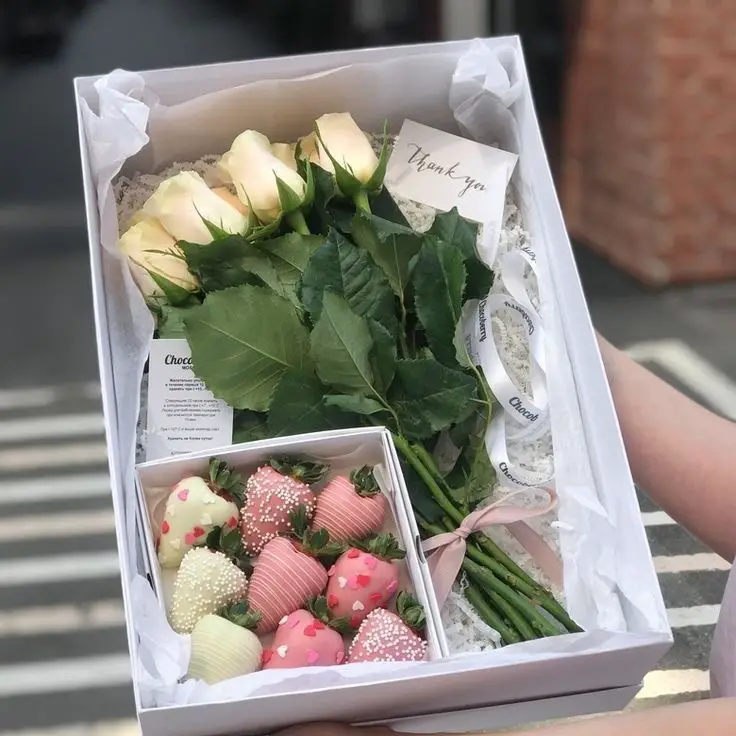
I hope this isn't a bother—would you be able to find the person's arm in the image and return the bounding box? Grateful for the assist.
[598,336,736,561]
[275,697,736,735]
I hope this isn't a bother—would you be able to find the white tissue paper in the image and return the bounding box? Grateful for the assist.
[78,38,669,711]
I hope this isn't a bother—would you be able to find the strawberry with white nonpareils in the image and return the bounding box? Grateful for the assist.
[188,603,262,684]
[247,506,337,634]
[326,534,404,627]
[240,457,329,555]
[158,458,244,568]
[311,466,387,542]
[169,534,250,633]
[349,592,429,663]
[261,597,351,670]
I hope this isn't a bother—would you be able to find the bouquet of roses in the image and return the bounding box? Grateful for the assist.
[118,111,580,645]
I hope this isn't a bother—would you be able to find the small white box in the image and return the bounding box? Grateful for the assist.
[133,427,447,659]
[75,36,672,736]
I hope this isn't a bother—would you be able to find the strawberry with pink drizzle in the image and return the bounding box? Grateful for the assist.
[158,458,244,568]
[349,592,428,663]
[311,466,387,542]
[325,534,404,628]
[241,457,328,555]
[262,597,351,670]
[247,506,336,634]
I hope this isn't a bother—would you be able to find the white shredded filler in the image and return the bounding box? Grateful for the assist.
[118,136,563,653]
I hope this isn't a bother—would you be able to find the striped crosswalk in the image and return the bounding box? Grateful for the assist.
[0,367,730,734]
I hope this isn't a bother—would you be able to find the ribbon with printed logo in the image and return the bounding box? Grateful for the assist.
[421,487,562,607]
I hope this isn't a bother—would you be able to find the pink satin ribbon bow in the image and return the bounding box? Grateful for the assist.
[421,487,562,606]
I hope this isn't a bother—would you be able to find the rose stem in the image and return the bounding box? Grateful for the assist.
[464,583,522,645]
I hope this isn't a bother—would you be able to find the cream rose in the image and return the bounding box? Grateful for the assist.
[219,130,307,223]
[118,219,198,300]
[142,171,248,244]
[296,133,321,165]
[315,112,379,184]
[270,143,298,171]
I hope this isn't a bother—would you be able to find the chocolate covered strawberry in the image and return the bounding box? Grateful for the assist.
[325,534,405,627]
[348,592,428,663]
[240,457,329,555]
[169,546,249,634]
[158,458,244,568]
[261,597,350,670]
[188,603,262,685]
[311,466,387,542]
[247,506,335,634]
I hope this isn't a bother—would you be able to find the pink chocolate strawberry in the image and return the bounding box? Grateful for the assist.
[158,458,245,569]
[325,534,404,628]
[311,466,387,542]
[241,457,328,555]
[247,507,333,634]
[261,597,350,670]
[348,592,428,663]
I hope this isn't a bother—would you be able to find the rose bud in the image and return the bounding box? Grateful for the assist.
[296,132,321,165]
[118,219,198,301]
[219,130,307,224]
[142,171,248,245]
[270,142,298,171]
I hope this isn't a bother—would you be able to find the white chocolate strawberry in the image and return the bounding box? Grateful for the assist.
[348,593,428,663]
[170,547,248,634]
[188,604,262,685]
[158,458,244,568]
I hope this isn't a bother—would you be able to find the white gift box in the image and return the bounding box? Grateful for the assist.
[74,36,673,736]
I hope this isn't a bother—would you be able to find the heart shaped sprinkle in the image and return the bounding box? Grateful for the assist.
[161,521,170,535]
[199,513,213,526]
[347,576,360,591]
[202,496,216,505]
[169,538,181,550]
[306,650,320,665]
[313,620,326,631]
[276,645,288,658]
[304,624,317,638]
[279,615,289,626]
[261,650,273,665]
[347,548,360,559]
[370,592,383,603]
[352,600,365,612]
[363,555,378,570]
[350,615,362,629]
[184,532,195,546]
[177,489,189,502]
[192,526,205,538]
[356,574,371,588]
[337,577,348,589]
[387,579,399,594]
[227,515,238,528]
[328,594,339,608]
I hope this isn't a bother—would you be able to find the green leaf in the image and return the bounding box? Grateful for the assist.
[157,302,200,339]
[447,438,497,511]
[310,292,378,397]
[370,187,411,228]
[398,455,444,524]
[367,319,397,394]
[147,270,194,307]
[350,211,422,298]
[233,410,269,444]
[364,121,390,192]
[254,232,324,305]
[412,236,467,367]
[324,395,387,416]
[388,359,477,440]
[267,369,361,437]
[275,174,304,215]
[309,163,338,231]
[429,208,494,300]
[268,456,330,485]
[300,229,397,336]
[179,236,287,300]
[184,285,312,411]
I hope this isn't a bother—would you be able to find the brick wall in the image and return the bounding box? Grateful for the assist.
[561,1,736,285]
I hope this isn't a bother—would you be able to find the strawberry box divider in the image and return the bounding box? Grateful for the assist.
[134,426,447,679]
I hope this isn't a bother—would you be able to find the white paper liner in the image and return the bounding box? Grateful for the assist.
[77,40,670,710]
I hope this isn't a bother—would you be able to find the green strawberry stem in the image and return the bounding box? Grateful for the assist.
[307,596,355,635]
[208,457,246,507]
[201,525,252,576]
[395,591,426,635]
[464,583,521,645]
[357,533,406,561]
[349,465,381,497]
[288,505,344,559]
[218,601,262,631]
[268,456,330,485]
